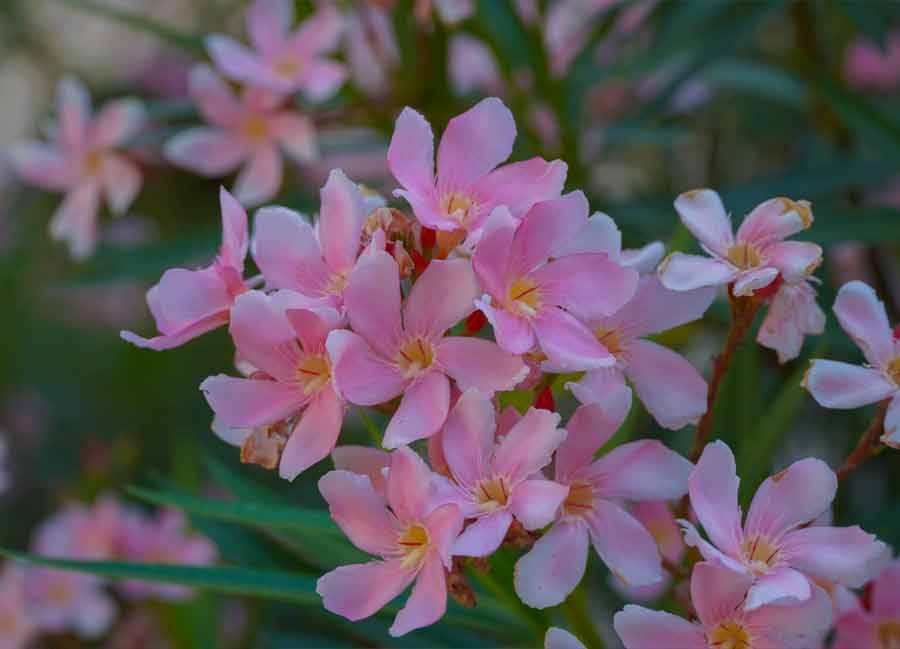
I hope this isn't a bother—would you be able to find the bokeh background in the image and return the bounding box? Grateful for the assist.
[1,1,899,647]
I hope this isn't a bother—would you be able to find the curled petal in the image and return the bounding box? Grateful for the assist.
[658,252,737,292]
[673,189,733,257]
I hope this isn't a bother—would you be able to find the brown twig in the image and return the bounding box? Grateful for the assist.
[836,399,891,481]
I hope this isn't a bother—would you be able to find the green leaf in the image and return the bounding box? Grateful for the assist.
[701,59,810,109]
[818,77,900,160]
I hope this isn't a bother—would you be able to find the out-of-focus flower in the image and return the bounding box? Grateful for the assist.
[24,568,115,639]
[121,188,251,350]
[843,30,900,92]
[448,34,502,96]
[567,275,714,430]
[0,565,37,649]
[805,281,900,446]
[473,192,639,371]
[116,508,217,600]
[833,557,900,649]
[614,560,833,649]
[201,291,348,480]
[514,402,692,608]
[317,447,464,636]
[756,276,825,364]
[7,76,145,259]
[387,97,566,236]
[658,190,821,297]
[414,0,474,25]
[33,498,121,562]
[328,251,526,448]
[544,627,585,649]
[439,389,568,557]
[346,6,399,97]
[682,441,886,611]
[0,433,9,495]
[165,65,316,206]
[207,0,346,99]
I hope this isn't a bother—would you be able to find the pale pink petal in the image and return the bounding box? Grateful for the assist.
[477,300,535,355]
[688,441,743,556]
[100,154,141,215]
[588,439,693,501]
[318,169,367,272]
[50,182,101,259]
[441,388,495,488]
[437,337,527,394]
[607,276,716,338]
[218,187,248,271]
[744,458,836,539]
[331,445,390,496]
[252,206,329,295]
[164,128,246,175]
[492,407,564,482]
[658,252,738,291]
[534,253,639,320]
[884,393,900,448]
[747,583,833,644]
[452,509,513,557]
[533,307,615,371]
[732,266,779,297]
[804,360,896,409]
[871,559,900,615]
[624,339,708,430]
[545,628,586,649]
[234,146,282,206]
[736,197,811,248]
[690,560,754,626]
[317,559,414,622]
[551,211,620,257]
[781,525,887,587]
[472,223,515,298]
[614,605,705,649]
[564,366,633,424]
[229,290,301,380]
[679,521,747,573]
[436,97,515,191]
[763,241,822,284]
[7,142,74,191]
[387,446,436,523]
[187,64,241,126]
[206,35,265,84]
[121,312,228,350]
[289,3,343,55]
[297,60,348,101]
[284,306,340,354]
[280,387,344,480]
[326,330,405,405]
[147,266,232,334]
[424,503,464,566]
[57,76,90,150]
[833,280,896,367]
[200,375,305,427]
[673,189,733,256]
[833,610,877,649]
[247,0,293,54]
[387,107,435,198]
[471,157,568,220]
[745,566,811,610]
[404,259,478,339]
[511,191,590,273]
[88,99,145,148]
[757,281,825,364]
[383,371,450,448]
[621,241,666,274]
[509,479,568,530]
[389,555,447,637]
[514,520,589,609]
[434,0,474,24]
[318,469,397,554]
[344,250,403,357]
[555,394,631,482]
[273,112,318,163]
[586,500,664,587]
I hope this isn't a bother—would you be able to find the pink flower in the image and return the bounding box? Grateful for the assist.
[327,250,527,448]
[0,566,37,649]
[566,276,715,430]
[201,290,347,479]
[682,441,886,611]
[804,281,900,447]
[658,190,822,297]
[514,401,693,608]
[449,34,503,96]
[346,6,398,97]
[614,560,833,649]
[207,0,346,99]
[115,508,217,601]
[23,567,115,639]
[7,76,144,259]
[251,169,372,309]
[387,97,567,235]
[121,188,251,350]
[165,64,317,206]
[317,447,464,637]
[757,277,825,363]
[545,627,585,649]
[833,558,900,649]
[472,191,639,371]
[843,31,900,92]
[32,498,121,562]
[439,389,569,557]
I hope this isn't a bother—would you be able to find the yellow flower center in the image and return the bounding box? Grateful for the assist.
[878,620,900,649]
[296,354,331,395]
[241,114,270,143]
[396,338,435,379]
[474,476,511,511]
[397,524,430,570]
[594,326,625,357]
[82,150,104,175]
[507,277,542,318]
[47,578,74,606]
[780,198,813,228]
[273,55,302,80]
[741,535,780,575]
[708,621,752,649]
[563,480,594,517]
[441,192,476,225]
[326,271,349,296]
[887,357,900,386]
[726,242,762,270]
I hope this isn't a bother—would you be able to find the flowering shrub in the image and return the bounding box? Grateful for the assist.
[2,1,900,647]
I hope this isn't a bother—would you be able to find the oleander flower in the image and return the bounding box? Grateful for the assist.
[317,447,464,636]
[473,191,639,371]
[207,0,346,99]
[439,389,569,557]
[387,97,567,236]
[514,401,692,608]
[681,441,886,611]
[756,275,825,363]
[804,281,900,446]
[121,188,252,350]
[614,560,833,649]
[327,250,526,448]
[165,64,316,206]
[833,557,900,649]
[201,290,347,479]
[658,189,822,298]
[7,76,145,259]
[0,565,37,649]
[566,275,715,430]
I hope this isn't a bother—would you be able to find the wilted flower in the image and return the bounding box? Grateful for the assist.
[756,275,825,363]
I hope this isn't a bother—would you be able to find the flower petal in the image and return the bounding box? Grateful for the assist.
[387,107,435,198]
[472,223,515,298]
[404,259,478,339]
[389,555,447,637]
[199,375,305,427]
[471,157,567,220]
[533,307,615,371]
[57,76,90,150]
[744,566,811,610]
[534,253,639,320]
[884,393,900,448]
[383,371,450,448]
[233,146,282,206]
[781,525,887,588]
[744,458,836,539]
[247,0,293,54]
[587,439,693,501]
[100,154,141,215]
[511,191,589,274]
[551,210,621,258]
[164,128,246,176]
[736,196,811,248]
[545,628,586,649]
[331,445,390,497]
[206,35,264,84]
[492,407,564,482]
[606,275,715,339]
[673,189,733,257]
[387,446,436,523]
[658,252,737,291]
[690,560,754,626]
[252,206,329,296]
[764,241,822,284]
[326,330,405,405]
[437,337,527,394]
[833,280,896,367]
[229,290,302,380]
[344,250,403,357]
[804,360,896,409]
[509,479,568,530]
[585,500,664,588]
[436,97,515,191]
[452,509,513,557]
[318,469,397,555]
[298,60,348,101]
[732,266,779,297]
[317,559,414,622]
[688,441,743,556]
[140,266,231,336]
[50,182,101,259]
[273,112,318,163]
[555,394,631,483]
[441,388,496,488]
[476,299,535,355]
[514,521,589,609]
[746,583,833,644]
[614,605,704,649]
[318,168,367,272]
[280,387,344,480]
[88,99,145,148]
[7,142,74,191]
[187,64,241,126]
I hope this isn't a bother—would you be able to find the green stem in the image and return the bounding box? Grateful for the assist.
[561,585,604,649]
[468,564,546,640]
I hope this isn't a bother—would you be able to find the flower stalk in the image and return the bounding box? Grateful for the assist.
[836,398,891,481]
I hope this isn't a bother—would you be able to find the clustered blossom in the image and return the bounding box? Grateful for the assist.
[1,496,214,647]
